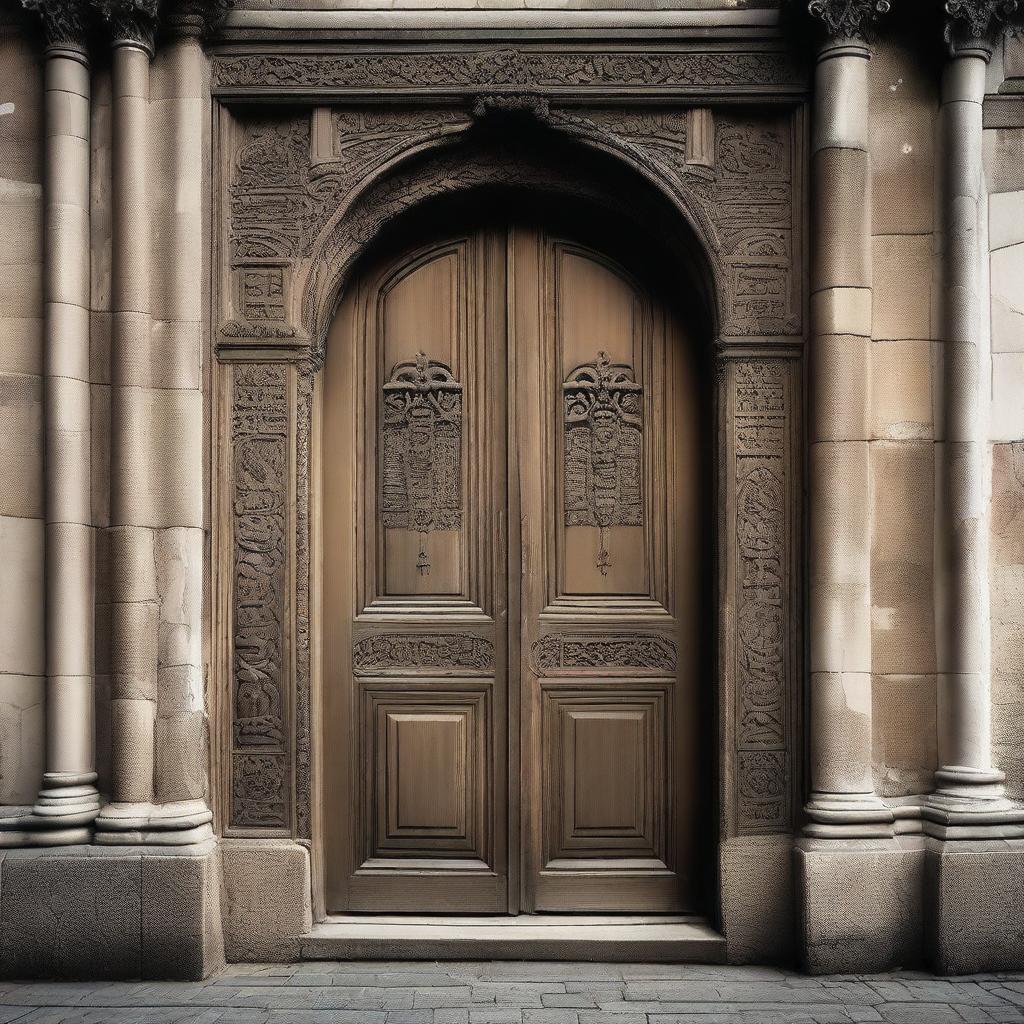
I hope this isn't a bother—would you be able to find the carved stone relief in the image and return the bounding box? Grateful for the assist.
[353,634,494,674]
[216,53,804,843]
[563,352,643,575]
[533,633,677,674]
[733,361,792,833]
[381,353,463,576]
[231,364,290,830]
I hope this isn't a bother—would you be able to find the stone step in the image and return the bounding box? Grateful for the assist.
[300,915,726,963]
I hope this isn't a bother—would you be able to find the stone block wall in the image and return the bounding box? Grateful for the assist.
[0,21,45,810]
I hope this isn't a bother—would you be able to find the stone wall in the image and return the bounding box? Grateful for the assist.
[985,40,1024,801]
[0,20,44,809]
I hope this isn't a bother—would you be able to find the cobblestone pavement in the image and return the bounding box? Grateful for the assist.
[3,962,1024,1024]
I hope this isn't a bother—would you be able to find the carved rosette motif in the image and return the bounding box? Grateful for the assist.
[353,634,494,674]
[532,634,677,674]
[231,365,290,829]
[734,361,791,833]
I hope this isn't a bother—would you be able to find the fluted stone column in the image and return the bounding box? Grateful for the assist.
[925,0,1024,836]
[94,0,213,845]
[803,0,893,839]
[0,0,101,847]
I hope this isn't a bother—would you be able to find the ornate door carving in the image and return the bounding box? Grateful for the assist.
[322,217,703,913]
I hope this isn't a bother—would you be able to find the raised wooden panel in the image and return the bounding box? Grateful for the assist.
[364,687,488,856]
[543,688,668,860]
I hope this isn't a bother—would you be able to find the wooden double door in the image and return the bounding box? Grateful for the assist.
[323,211,704,915]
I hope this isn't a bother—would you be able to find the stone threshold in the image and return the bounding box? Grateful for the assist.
[300,915,726,963]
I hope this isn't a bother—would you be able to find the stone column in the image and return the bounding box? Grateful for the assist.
[93,0,213,845]
[803,0,893,839]
[926,0,1024,834]
[0,0,101,847]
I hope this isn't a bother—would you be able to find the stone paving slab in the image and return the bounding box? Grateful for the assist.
[1,964,1024,1024]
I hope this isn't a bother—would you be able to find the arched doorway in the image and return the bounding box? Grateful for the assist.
[321,195,712,915]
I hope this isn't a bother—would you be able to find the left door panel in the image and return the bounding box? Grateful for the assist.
[323,228,509,913]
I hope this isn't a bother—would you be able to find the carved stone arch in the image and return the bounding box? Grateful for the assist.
[301,125,725,370]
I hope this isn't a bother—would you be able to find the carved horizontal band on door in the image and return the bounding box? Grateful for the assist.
[532,633,677,675]
[215,53,805,842]
[353,634,495,675]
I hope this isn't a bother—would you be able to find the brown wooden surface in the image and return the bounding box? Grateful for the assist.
[323,214,700,914]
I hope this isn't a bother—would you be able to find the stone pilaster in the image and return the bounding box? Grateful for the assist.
[803,0,893,840]
[93,0,208,844]
[0,0,102,847]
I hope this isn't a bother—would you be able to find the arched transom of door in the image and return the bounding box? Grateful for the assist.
[322,213,704,915]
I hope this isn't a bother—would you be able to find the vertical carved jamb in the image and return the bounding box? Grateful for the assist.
[926,0,1024,833]
[802,0,894,839]
[229,364,291,831]
[0,0,101,846]
[731,360,796,834]
[294,364,314,841]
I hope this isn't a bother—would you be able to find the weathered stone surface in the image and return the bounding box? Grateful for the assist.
[0,674,44,806]
[871,339,932,441]
[871,674,937,797]
[221,840,312,963]
[141,846,224,981]
[0,850,142,979]
[926,840,1024,974]
[0,372,42,519]
[796,839,924,974]
[991,237,1024,355]
[720,836,794,965]
[872,234,932,342]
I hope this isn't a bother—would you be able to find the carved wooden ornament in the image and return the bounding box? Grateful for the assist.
[381,352,463,575]
[563,351,643,574]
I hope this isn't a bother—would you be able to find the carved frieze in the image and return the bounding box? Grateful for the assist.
[353,633,494,674]
[734,361,791,833]
[213,49,804,94]
[231,364,290,830]
[533,633,677,674]
[381,353,463,576]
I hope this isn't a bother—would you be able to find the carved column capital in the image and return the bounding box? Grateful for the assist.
[807,0,892,45]
[945,0,1018,56]
[21,0,92,56]
[163,0,234,40]
[95,0,158,55]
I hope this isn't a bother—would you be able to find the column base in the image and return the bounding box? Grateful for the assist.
[94,799,214,845]
[925,836,1024,973]
[0,772,101,846]
[925,766,1024,839]
[796,836,924,974]
[0,839,224,979]
[802,791,895,838]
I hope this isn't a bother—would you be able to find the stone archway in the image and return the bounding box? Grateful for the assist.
[212,80,804,940]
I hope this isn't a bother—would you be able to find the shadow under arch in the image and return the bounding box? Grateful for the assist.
[301,120,723,368]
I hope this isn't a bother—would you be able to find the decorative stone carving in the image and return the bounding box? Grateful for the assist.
[231,365,290,830]
[734,361,791,833]
[945,0,1019,50]
[213,49,804,93]
[381,353,463,576]
[20,0,91,49]
[533,633,676,673]
[563,352,643,574]
[96,0,158,52]
[164,0,235,39]
[353,634,494,674]
[807,0,891,42]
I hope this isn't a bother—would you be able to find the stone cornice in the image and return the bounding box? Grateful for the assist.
[807,0,892,43]
[20,0,92,52]
[945,0,1019,54]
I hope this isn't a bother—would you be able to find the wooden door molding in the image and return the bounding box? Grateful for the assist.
[209,48,806,925]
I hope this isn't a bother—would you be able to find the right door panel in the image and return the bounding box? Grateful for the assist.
[514,224,702,913]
